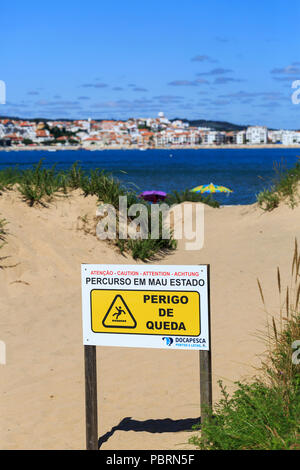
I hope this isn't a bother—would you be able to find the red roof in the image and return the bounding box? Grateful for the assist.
[36,130,48,137]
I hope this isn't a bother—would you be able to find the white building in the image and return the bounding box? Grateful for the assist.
[281,130,300,145]
[157,112,170,125]
[268,130,283,144]
[203,131,226,145]
[246,126,268,144]
[236,131,246,144]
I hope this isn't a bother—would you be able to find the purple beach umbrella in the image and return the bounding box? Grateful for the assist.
[139,190,167,203]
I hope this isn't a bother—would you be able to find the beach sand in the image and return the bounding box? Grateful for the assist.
[1,143,300,151]
[0,189,299,449]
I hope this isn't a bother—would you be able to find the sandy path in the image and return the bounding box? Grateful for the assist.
[0,190,299,449]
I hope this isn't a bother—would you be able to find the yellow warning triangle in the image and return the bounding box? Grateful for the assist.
[102,294,137,328]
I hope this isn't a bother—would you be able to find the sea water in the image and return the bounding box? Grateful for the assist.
[0,147,299,205]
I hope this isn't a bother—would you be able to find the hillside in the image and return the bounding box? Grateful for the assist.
[172,118,248,131]
[0,115,248,131]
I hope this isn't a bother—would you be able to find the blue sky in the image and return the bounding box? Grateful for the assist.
[1,0,300,128]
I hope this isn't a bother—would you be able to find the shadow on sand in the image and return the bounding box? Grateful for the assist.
[98,416,201,449]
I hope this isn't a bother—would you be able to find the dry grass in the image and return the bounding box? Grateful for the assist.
[0,216,8,262]
[190,242,300,450]
[257,238,300,393]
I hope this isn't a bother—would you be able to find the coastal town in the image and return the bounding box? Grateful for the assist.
[0,112,300,150]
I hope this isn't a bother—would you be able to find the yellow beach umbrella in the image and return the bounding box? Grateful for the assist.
[190,183,233,194]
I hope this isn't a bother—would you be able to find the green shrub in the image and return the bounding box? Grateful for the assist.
[257,188,280,211]
[0,216,7,250]
[275,160,300,205]
[126,236,177,261]
[0,161,178,260]
[0,217,7,242]
[120,196,177,260]
[257,159,300,210]
[81,168,125,207]
[17,160,63,206]
[0,166,22,191]
[83,170,177,260]
[66,162,85,189]
[165,189,220,208]
[189,379,299,450]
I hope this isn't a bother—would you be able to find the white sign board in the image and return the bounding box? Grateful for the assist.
[81,264,210,350]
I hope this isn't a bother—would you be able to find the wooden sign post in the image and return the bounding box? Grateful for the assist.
[84,345,98,450]
[82,264,212,450]
[200,265,212,422]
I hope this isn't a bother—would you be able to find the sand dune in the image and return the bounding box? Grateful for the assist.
[0,189,299,449]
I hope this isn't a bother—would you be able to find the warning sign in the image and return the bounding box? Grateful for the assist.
[81,264,210,350]
[91,290,200,336]
[102,294,137,328]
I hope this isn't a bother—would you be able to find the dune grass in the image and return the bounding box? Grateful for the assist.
[0,216,7,247]
[17,161,66,206]
[0,161,178,260]
[0,160,221,260]
[0,166,22,191]
[0,217,8,269]
[189,242,300,450]
[257,159,300,210]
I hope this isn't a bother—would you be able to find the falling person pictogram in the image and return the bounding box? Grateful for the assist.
[102,294,137,328]
[113,306,126,321]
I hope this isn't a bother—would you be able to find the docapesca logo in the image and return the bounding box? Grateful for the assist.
[162,337,173,346]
